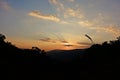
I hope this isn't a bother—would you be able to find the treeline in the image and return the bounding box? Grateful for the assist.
[83,36,120,64]
[0,34,49,64]
[1,33,119,65]
[80,36,120,79]
[1,34,120,79]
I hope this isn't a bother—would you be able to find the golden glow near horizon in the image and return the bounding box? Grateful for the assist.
[7,36,90,51]
[0,0,120,51]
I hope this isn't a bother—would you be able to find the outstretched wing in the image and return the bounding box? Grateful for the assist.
[85,34,93,44]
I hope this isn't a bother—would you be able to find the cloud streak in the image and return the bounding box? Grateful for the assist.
[64,8,85,19]
[90,25,120,36]
[28,10,60,22]
[30,0,119,38]
[78,20,93,27]
[61,40,68,43]
[103,26,120,35]
[38,33,56,43]
[39,37,56,43]
[39,38,51,42]
[63,43,74,47]
[49,0,85,24]
[53,33,69,43]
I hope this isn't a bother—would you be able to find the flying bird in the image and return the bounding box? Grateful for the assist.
[85,34,93,44]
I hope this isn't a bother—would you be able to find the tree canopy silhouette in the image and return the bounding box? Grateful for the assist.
[1,33,119,80]
[0,34,6,42]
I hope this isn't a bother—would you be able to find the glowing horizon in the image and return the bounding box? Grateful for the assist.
[0,0,120,51]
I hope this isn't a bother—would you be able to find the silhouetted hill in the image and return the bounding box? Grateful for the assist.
[47,49,85,63]
[1,34,120,80]
[47,49,66,54]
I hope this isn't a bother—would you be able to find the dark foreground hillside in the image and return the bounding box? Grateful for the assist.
[0,34,120,80]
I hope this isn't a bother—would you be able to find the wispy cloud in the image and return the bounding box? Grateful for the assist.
[105,26,120,35]
[53,33,69,43]
[28,10,60,22]
[77,13,108,28]
[78,20,93,27]
[39,38,51,42]
[0,1,12,11]
[49,0,65,12]
[49,0,85,24]
[64,8,85,19]
[63,43,74,47]
[92,13,107,26]
[37,33,56,43]
[30,0,119,37]
[60,20,70,24]
[49,0,84,18]
[76,12,120,36]
[39,37,56,43]
[90,25,120,36]
[61,40,68,43]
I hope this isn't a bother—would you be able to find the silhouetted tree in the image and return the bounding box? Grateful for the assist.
[32,46,41,54]
[102,41,108,45]
[41,50,46,55]
[117,36,120,41]
[0,34,6,42]
[32,47,40,51]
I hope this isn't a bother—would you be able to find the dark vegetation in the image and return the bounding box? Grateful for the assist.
[0,34,120,80]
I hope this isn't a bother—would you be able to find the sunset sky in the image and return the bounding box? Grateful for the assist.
[0,0,120,51]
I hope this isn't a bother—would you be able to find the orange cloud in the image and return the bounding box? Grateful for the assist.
[103,26,120,35]
[90,25,120,36]
[29,10,60,22]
